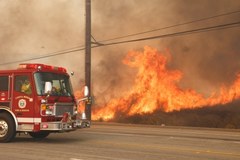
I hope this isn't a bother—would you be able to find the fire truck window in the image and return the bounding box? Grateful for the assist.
[0,76,8,91]
[14,75,32,95]
[34,72,73,96]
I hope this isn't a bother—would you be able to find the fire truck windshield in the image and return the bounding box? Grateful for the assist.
[34,72,73,96]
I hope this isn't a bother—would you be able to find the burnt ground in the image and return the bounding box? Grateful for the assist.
[108,100,240,129]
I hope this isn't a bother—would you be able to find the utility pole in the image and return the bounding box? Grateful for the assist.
[85,0,91,120]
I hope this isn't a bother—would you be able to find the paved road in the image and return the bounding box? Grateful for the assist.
[1,123,240,160]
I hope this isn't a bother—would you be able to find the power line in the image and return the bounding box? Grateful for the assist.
[0,15,240,66]
[98,21,240,47]
[0,21,239,66]
[98,10,240,43]
[0,47,85,66]
[62,9,240,48]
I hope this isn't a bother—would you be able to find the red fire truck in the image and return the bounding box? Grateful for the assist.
[0,63,90,142]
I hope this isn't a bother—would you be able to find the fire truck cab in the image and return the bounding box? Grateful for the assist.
[0,63,90,142]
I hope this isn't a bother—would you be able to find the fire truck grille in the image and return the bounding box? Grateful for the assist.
[54,103,74,116]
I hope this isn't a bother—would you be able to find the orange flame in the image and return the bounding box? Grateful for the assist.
[92,46,240,121]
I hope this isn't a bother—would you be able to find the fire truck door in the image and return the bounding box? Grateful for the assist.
[0,74,11,106]
[12,74,34,123]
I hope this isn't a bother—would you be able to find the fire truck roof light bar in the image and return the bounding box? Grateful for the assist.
[18,63,67,73]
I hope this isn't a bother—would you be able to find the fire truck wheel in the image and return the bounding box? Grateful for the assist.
[0,112,16,143]
[29,131,50,139]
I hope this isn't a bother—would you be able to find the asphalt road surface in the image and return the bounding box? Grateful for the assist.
[1,123,240,160]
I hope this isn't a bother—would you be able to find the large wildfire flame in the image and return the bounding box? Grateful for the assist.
[89,46,240,121]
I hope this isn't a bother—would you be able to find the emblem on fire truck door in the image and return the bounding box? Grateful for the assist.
[18,99,27,108]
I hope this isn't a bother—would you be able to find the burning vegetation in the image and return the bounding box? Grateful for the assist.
[79,46,240,128]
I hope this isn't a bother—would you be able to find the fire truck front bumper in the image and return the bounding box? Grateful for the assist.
[40,119,90,132]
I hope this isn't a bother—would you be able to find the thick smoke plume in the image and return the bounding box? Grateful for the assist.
[0,0,85,87]
[91,0,240,105]
[0,0,239,105]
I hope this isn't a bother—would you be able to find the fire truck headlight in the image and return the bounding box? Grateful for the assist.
[46,109,53,115]
[45,106,54,115]
[41,104,55,116]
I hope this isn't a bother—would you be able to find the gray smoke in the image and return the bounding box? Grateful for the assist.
[0,0,239,104]
[91,0,240,101]
[0,0,85,87]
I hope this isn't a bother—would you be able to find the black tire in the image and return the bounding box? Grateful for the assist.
[29,131,50,139]
[0,112,16,143]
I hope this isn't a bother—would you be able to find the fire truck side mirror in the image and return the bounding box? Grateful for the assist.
[44,82,52,94]
[84,86,89,97]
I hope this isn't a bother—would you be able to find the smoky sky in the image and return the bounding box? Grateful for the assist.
[0,0,85,87]
[0,0,240,102]
[91,0,240,99]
